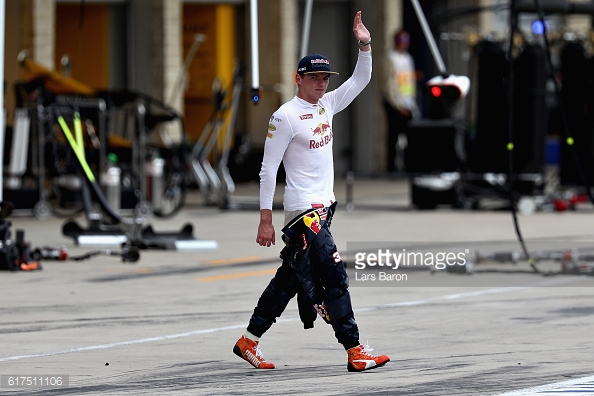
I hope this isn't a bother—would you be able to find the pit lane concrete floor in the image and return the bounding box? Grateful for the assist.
[1,178,594,395]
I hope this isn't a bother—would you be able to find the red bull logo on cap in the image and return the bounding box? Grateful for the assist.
[297,54,339,75]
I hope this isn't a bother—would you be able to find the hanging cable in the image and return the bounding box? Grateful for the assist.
[55,108,122,224]
[505,0,538,273]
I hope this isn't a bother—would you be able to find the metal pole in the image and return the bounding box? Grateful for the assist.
[250,0,260,89]
[299,0,314,59]
[167,33,205,105]
[409,0,448,76]
[0,0,5,202]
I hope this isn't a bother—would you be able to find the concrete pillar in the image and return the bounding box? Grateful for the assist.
[149,0,181,108]
[384,0,404,51]
[31,0,54,69]
[161,0,183,113]
[149,0,183,143]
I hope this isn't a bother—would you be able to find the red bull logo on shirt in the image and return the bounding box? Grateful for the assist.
[311,122,331,135]
[309,131,333,149]
[303,211,321,234]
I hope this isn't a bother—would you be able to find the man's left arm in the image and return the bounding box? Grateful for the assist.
[353,10,371,53]
[324,12,372,112]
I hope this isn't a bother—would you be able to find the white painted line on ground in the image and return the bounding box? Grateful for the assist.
[0,277,584,363]
[0,324,246,362]
[358,277,582,313]
[495,375,594,395]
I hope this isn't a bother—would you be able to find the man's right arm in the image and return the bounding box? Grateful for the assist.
[256,209,275,247]
[256,110,292,246]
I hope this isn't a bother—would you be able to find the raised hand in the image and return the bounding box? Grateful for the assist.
[353,11,371,44]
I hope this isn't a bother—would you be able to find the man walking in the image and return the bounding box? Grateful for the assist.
[234,11,389,373]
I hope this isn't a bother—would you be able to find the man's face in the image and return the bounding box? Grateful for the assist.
[296,73,331,104]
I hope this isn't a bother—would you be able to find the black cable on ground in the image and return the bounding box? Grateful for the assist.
[68,247,140,263]
[505,0,538,273]
[32,245,140,263]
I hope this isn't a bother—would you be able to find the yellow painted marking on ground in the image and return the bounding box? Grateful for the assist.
[205,256,265,266]
[196,268,276,282]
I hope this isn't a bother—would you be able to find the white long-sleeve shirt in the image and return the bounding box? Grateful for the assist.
[259,50,372,211]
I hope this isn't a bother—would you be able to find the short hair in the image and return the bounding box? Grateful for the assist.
[394,30,410,46]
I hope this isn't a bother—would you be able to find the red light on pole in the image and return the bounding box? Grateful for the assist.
[430,86,442,97]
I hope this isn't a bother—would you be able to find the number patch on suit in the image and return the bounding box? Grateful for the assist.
[333,251,342,264]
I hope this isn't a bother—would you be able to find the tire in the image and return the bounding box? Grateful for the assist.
[153,173,186,218]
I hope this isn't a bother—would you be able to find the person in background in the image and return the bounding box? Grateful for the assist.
[381,29,420,172]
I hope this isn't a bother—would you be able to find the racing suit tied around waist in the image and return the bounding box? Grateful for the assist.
[280,202,350,328]
[247,202,359,349]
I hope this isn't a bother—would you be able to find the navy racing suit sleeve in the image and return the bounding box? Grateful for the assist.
[281,204,339,322]
[281,203,359,347]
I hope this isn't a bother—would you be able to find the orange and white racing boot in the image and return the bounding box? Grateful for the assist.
[347,344,390,372]
[233,335,275,369]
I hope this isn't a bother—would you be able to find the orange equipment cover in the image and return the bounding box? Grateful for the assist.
[20,57,96,96]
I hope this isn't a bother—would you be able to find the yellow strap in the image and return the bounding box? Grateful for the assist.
[57,115,96,182]
[74,112,84,155]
